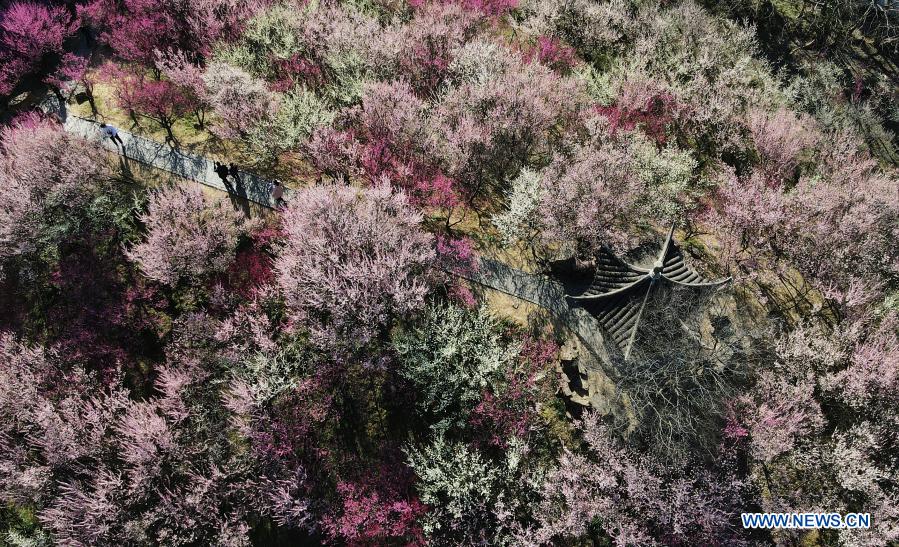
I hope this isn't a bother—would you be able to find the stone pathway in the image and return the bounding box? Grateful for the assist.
[462,258,611,362]
[42,95,609,359]
[42,95,284,208]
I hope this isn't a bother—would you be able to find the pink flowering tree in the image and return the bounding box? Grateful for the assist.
[126,185,245,288]
[103,64,195,145]
[432,44,586,206]
[304,126,364,180]
[44,51,93,107]
[91,0,261,65]
[0,115,164,377]
[824,314,899,412]
[308,81,467,213]
[0,115,110,269]
[523,35,577,73]
[353,80,431,183]
[0,314,315,545]
[0,333,128,512]
[274,184,436,350]
[224,332,339,475]
[783,133,899,307]
[201,61,278,141]
[215,225,278,301]
[594,78,682,146]
[746,108,819,182]
[408,0,518,18]
[323,481,425,546]
[707,131,899,311]
[468,335,558,448]
[155,50,209,128]
[735,367,825,463]
[531,118,649,257]
[349,80,467,209]
[728,316,899,545]
[374,4,483,96]
[522,413,748,546]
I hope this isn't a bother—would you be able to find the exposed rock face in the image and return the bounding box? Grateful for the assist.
[556,336,635,431]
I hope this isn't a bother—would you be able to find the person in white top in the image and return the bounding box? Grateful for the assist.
[271,180,286,208]
[99,123,125,148]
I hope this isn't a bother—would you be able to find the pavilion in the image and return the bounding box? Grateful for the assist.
[567,226,731,360]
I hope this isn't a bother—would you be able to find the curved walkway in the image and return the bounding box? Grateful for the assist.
[42,95,610,360]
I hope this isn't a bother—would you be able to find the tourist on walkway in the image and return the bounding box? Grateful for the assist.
[228,163,240,184]
[213,161,230,185]
[272,180,286,208]
[99,123,124,148]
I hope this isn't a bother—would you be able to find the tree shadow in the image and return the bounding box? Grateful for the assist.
[753,269,838,328]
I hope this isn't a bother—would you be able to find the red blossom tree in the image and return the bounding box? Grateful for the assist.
[0,1,77,98]
[322,459,427,546]
[594,81,681,146]
[103,64,195,144]
[88,0,262,65]
[523,35,577,72]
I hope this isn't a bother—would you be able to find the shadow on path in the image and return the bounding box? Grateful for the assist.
[41,94,285,210]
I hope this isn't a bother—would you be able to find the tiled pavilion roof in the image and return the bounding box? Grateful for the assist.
[567,226,731,359]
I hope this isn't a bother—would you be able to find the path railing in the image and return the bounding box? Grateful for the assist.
[463,258,611,362]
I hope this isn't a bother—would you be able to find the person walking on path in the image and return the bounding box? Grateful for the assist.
[213,161,230,185]
[100,123,124,148]
[228,163,240,184]
[271,180,286,208]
